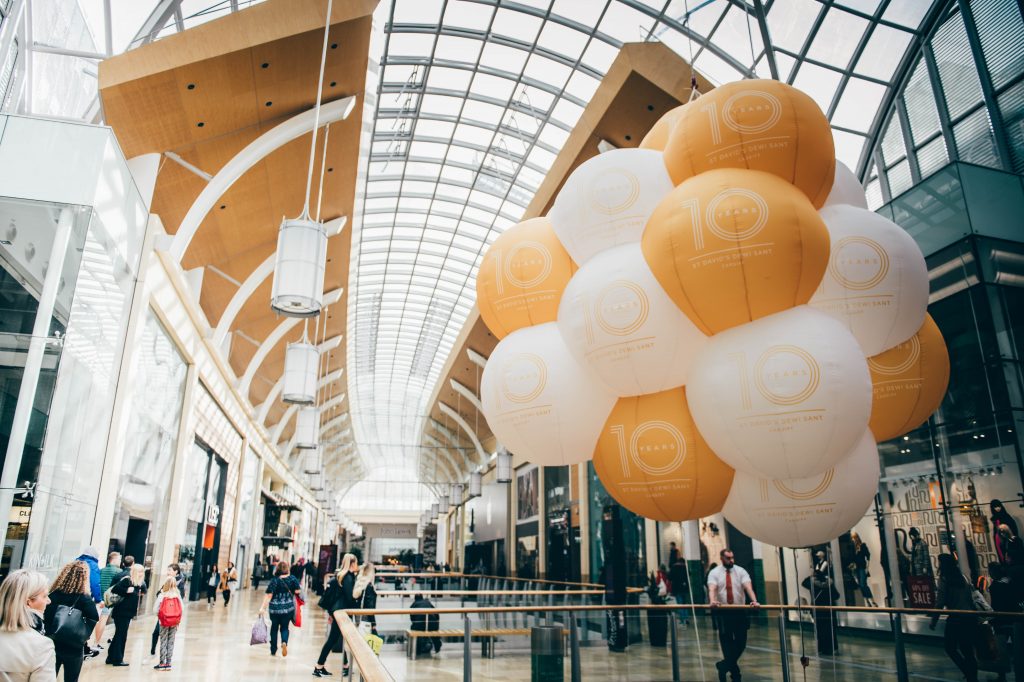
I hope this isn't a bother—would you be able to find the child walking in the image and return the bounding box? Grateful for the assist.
[154,577,183,671]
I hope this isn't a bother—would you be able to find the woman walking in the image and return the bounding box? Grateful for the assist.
[929,553,982,682]
[0,569,55,681]
[105,564,147,667]
[206,565,219,606]
[43,561,99,682]
[849,532,877,607]
[153,577,183,671]
[219,562,238,607]
[313,553,358,677]
[259,562,301,657]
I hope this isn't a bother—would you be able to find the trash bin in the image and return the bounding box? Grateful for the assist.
[531,625,564,682]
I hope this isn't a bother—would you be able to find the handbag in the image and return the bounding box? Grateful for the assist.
[49,598,89,647]
[250,616,269,646]
[103,584,122,608]
[293,596,304,627]
[973,620,999,661]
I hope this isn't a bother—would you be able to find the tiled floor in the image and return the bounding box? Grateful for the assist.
[76,589,1004,681]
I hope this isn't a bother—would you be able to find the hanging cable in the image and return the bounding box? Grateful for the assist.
[743,0,758,74]
[679,522,708,682]
[682,0,701,101]
[299,0,334,220]
[315,122,332,223]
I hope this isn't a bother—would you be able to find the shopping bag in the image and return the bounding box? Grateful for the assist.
[293,596,304,627]
[364,632,383,656]
[250,617,269,646]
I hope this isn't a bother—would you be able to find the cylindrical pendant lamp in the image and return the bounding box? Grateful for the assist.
[452,483,465,506]
[283,341,319,404]
[296,407,320,449]
[430,503,439,521]
[439,494,450,514]
[469,472,482,498]
[271,217,327,317]
[302,449,321,475]
[496,450,512,483]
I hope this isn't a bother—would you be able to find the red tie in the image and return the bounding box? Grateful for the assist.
[726,568,734,604]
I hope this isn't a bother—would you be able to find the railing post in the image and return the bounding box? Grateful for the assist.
[570,610,582,682]
[776,610,791,682]
[464,613,473,682]
[546,591,555,626]
[669,609,681,682]
[891,611,909,682]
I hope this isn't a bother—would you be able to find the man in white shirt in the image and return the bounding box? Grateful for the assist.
[707,548,759,682]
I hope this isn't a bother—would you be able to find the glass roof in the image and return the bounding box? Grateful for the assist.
[345,0,942,491]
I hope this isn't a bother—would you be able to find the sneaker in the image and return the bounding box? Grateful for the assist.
[282,643,288,657]
[313,669,332,677]
[85,648,101,659]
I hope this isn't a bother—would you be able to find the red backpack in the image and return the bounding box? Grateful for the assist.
[158,595,182,627]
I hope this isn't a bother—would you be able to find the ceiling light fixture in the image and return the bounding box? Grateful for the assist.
[270,0,333,317]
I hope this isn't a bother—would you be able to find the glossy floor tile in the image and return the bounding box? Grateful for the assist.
[76,589,1003,681]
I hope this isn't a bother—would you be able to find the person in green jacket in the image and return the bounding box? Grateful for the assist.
[94,552,122,655]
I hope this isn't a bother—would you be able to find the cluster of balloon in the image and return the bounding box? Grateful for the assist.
[477,79,949,548]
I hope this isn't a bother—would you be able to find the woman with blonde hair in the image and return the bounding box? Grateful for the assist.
[0,568,55,681]
[351,563,378,636]
[105,563,146,667]
[313,554,358,677]
[43,561,99,681]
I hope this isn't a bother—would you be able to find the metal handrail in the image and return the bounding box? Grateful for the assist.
[372,571,605,589]
[346,602,1024,618]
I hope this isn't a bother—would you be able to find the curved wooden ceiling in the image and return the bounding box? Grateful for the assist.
[99,0,376,467]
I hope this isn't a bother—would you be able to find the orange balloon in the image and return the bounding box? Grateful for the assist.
[868,314,950,442]
[477,217,577,339]
[641,168,830,335]
[663,80,836,207]
[639,104,688,151]
[593,387,734,522]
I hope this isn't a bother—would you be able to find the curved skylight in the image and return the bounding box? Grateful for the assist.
[345,0,944,490]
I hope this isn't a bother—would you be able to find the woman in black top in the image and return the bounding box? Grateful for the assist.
[106,564,147,666]
[314,553,358,677]
[259,561,302,657]
[44,561,99,682]
[929,553,980,682]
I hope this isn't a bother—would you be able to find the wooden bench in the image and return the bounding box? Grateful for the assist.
[405,628,567,659]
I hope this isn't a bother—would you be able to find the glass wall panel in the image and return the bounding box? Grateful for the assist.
[111,309,187,573]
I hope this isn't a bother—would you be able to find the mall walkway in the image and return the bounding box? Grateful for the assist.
[72,587,983,681]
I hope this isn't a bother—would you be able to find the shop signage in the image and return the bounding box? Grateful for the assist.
[206,503,221,527]
[907,575,936,608]
[8,507,31,524]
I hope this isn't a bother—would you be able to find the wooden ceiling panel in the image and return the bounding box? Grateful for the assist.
[99,0,374,444]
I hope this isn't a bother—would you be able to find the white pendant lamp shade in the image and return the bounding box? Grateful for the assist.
[301,448,321,475]
[469,472,482,498]
[283,341,319,404]
[439,494,450,514]
[316,489,329,504]
[296,407,320,449]
[271,217,328,317]
[452,483,465,506]
[496,450,512,483]
[308,472,325,491]
[431,503,439,521]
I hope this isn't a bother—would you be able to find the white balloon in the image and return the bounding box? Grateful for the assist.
[548,148,673,265]
[809,205,928,356]
[823,160,868,209]
[481,322,617,466]
[722,429,880,548]
[687,306,871,480]
[557,243,707,396]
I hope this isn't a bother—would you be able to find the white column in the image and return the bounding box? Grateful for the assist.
[0,207,73,551]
